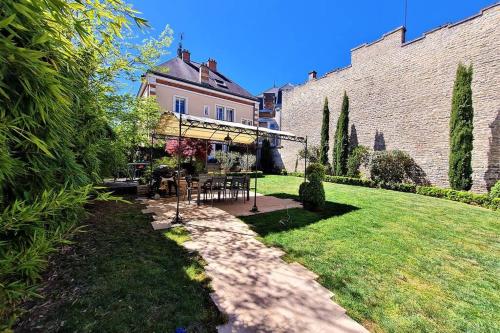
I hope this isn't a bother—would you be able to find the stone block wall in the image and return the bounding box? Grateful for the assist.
[280,4,499,192]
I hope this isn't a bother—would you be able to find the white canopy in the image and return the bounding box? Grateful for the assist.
[154,112,305,144]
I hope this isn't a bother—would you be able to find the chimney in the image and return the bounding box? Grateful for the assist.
[263,92,275,110]
[208,58,217,72]
[199,63,209,84]
[182,49,191,63]
[308,70,317,81]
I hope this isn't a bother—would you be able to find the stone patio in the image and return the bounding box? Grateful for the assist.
[141,195,368,333]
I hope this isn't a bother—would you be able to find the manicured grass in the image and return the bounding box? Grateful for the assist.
[15,201,222,332]
[242,175,500,333]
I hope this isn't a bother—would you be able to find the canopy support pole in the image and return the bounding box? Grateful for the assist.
[172,113,183,224]
[250,125,259,213]
[205,140,208,172]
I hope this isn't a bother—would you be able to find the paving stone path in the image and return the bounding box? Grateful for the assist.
[142,198,368,333]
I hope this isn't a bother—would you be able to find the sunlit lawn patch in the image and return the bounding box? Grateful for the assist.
[241,175,500,332]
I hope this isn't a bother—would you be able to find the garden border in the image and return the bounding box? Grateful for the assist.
[283,173,499,211]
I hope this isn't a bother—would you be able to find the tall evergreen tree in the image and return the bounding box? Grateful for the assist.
[319,97,330,166]
[449,63,474,190]
[260,139,274,173]
[333,92,349,176]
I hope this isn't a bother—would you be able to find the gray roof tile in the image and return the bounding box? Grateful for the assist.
[151,57,256,100]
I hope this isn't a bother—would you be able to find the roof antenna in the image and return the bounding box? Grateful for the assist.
[403,0,408,28]
[177,32,184,58]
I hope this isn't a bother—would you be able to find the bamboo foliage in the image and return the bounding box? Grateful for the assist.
[0,0,171,326]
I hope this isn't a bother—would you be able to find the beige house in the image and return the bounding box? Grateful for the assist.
[138,48,258,130]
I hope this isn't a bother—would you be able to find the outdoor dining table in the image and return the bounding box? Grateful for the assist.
[195,175,250,206]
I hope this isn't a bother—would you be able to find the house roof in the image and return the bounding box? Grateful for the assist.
[149,57,257,101]
[256,83,294,97]
[279,83,295,91]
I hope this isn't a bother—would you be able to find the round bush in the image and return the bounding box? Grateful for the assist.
[370,150,427,185]
[301,180,325,211]
[306,163,325,182]
[299,181,308,201]
[490,180,500,199]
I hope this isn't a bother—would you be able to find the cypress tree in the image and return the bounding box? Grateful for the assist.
[319,97,330,166]
[333,91,349,176]
[260,138,274,173]
[449,63,474,190]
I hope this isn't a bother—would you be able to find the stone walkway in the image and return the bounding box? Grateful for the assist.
[141,197,368,333]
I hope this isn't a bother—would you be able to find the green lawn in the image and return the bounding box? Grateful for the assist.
[15,201,222,333]
[242,175,500,333]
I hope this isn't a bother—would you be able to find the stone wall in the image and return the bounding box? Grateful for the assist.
[280,4,500,192]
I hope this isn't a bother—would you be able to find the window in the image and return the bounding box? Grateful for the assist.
[174,96,187,114]
[216,106,225,120]
[203,105,210,116]
[241,118,253,126]
[215,78,228,89]
[226,108,234,122]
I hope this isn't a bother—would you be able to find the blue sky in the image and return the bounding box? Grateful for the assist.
[126,0,495,95]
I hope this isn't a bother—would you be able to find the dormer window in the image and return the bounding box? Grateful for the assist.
[215,78,228,89]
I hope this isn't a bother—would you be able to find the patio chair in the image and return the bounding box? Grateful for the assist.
[197,174,213,205]
[243,174,250,201]
[183,175,199,204]
[211,175,227,205]
[229,176,246,202]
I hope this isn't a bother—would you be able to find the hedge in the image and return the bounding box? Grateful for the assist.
[324,175,375,188]
[287,171,304,178]
[284,173,498,210]
[415,186,498,210]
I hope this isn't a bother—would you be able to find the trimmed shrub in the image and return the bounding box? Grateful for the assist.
[299,181,308,201]
[324,175,375,187]
[306,163,326,182]
[489,180,500,199]
[379,182,417,193]
[288,172,304,178]
[301,180,325,211]
[449,63,474,190]
[347,145,369,178]
[370,150,427,185]
[416,186,495,209]
[300,163,326,211]
[333,92,349,176]
[490,198,500,210]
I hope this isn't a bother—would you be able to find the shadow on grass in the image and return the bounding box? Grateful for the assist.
[241,193,359,236]
[15,200,223,333]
